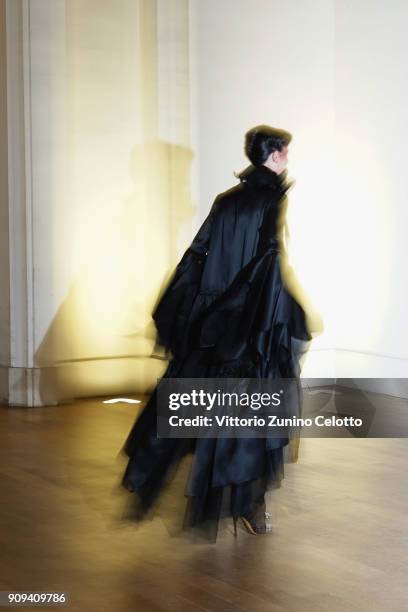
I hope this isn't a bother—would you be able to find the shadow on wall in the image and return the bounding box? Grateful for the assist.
[34,140,196,405]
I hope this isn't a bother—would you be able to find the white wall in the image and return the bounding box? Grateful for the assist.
[3,0,193,405]
[3,0,408,405]
[190,0,408,382]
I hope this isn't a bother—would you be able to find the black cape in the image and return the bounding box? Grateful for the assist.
[119,164,313,542]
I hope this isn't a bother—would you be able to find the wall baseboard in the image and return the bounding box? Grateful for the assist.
[0,357,167,407]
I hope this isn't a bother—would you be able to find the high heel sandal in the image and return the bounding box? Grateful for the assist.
[233,512,273,536]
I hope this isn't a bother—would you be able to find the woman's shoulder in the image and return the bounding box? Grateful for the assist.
[211,182,278,227]
[214,182,246,205]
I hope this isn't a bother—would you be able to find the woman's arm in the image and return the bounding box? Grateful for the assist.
[276,195,289,256]
[151,196,219,356]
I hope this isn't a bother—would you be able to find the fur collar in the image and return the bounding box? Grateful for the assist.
[236,164,293,194]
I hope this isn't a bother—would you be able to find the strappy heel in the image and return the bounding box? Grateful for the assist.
[232,511,273,536]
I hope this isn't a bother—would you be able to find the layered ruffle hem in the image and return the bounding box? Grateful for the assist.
[118,240,312,543]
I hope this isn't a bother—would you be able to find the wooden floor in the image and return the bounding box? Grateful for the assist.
[0,393,407,612]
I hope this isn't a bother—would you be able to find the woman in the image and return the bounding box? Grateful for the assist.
[120,125,316,543]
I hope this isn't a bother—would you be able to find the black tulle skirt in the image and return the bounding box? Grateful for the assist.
[118,245,312,543]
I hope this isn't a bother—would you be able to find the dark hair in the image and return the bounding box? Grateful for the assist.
[244,125,292,166]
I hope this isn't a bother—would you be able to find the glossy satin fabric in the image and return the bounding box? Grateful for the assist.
[120,164,312,542]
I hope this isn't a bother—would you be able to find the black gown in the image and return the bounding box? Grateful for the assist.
[119,164,313,542]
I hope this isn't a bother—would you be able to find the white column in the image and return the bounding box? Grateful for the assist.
[1,0,193,407]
